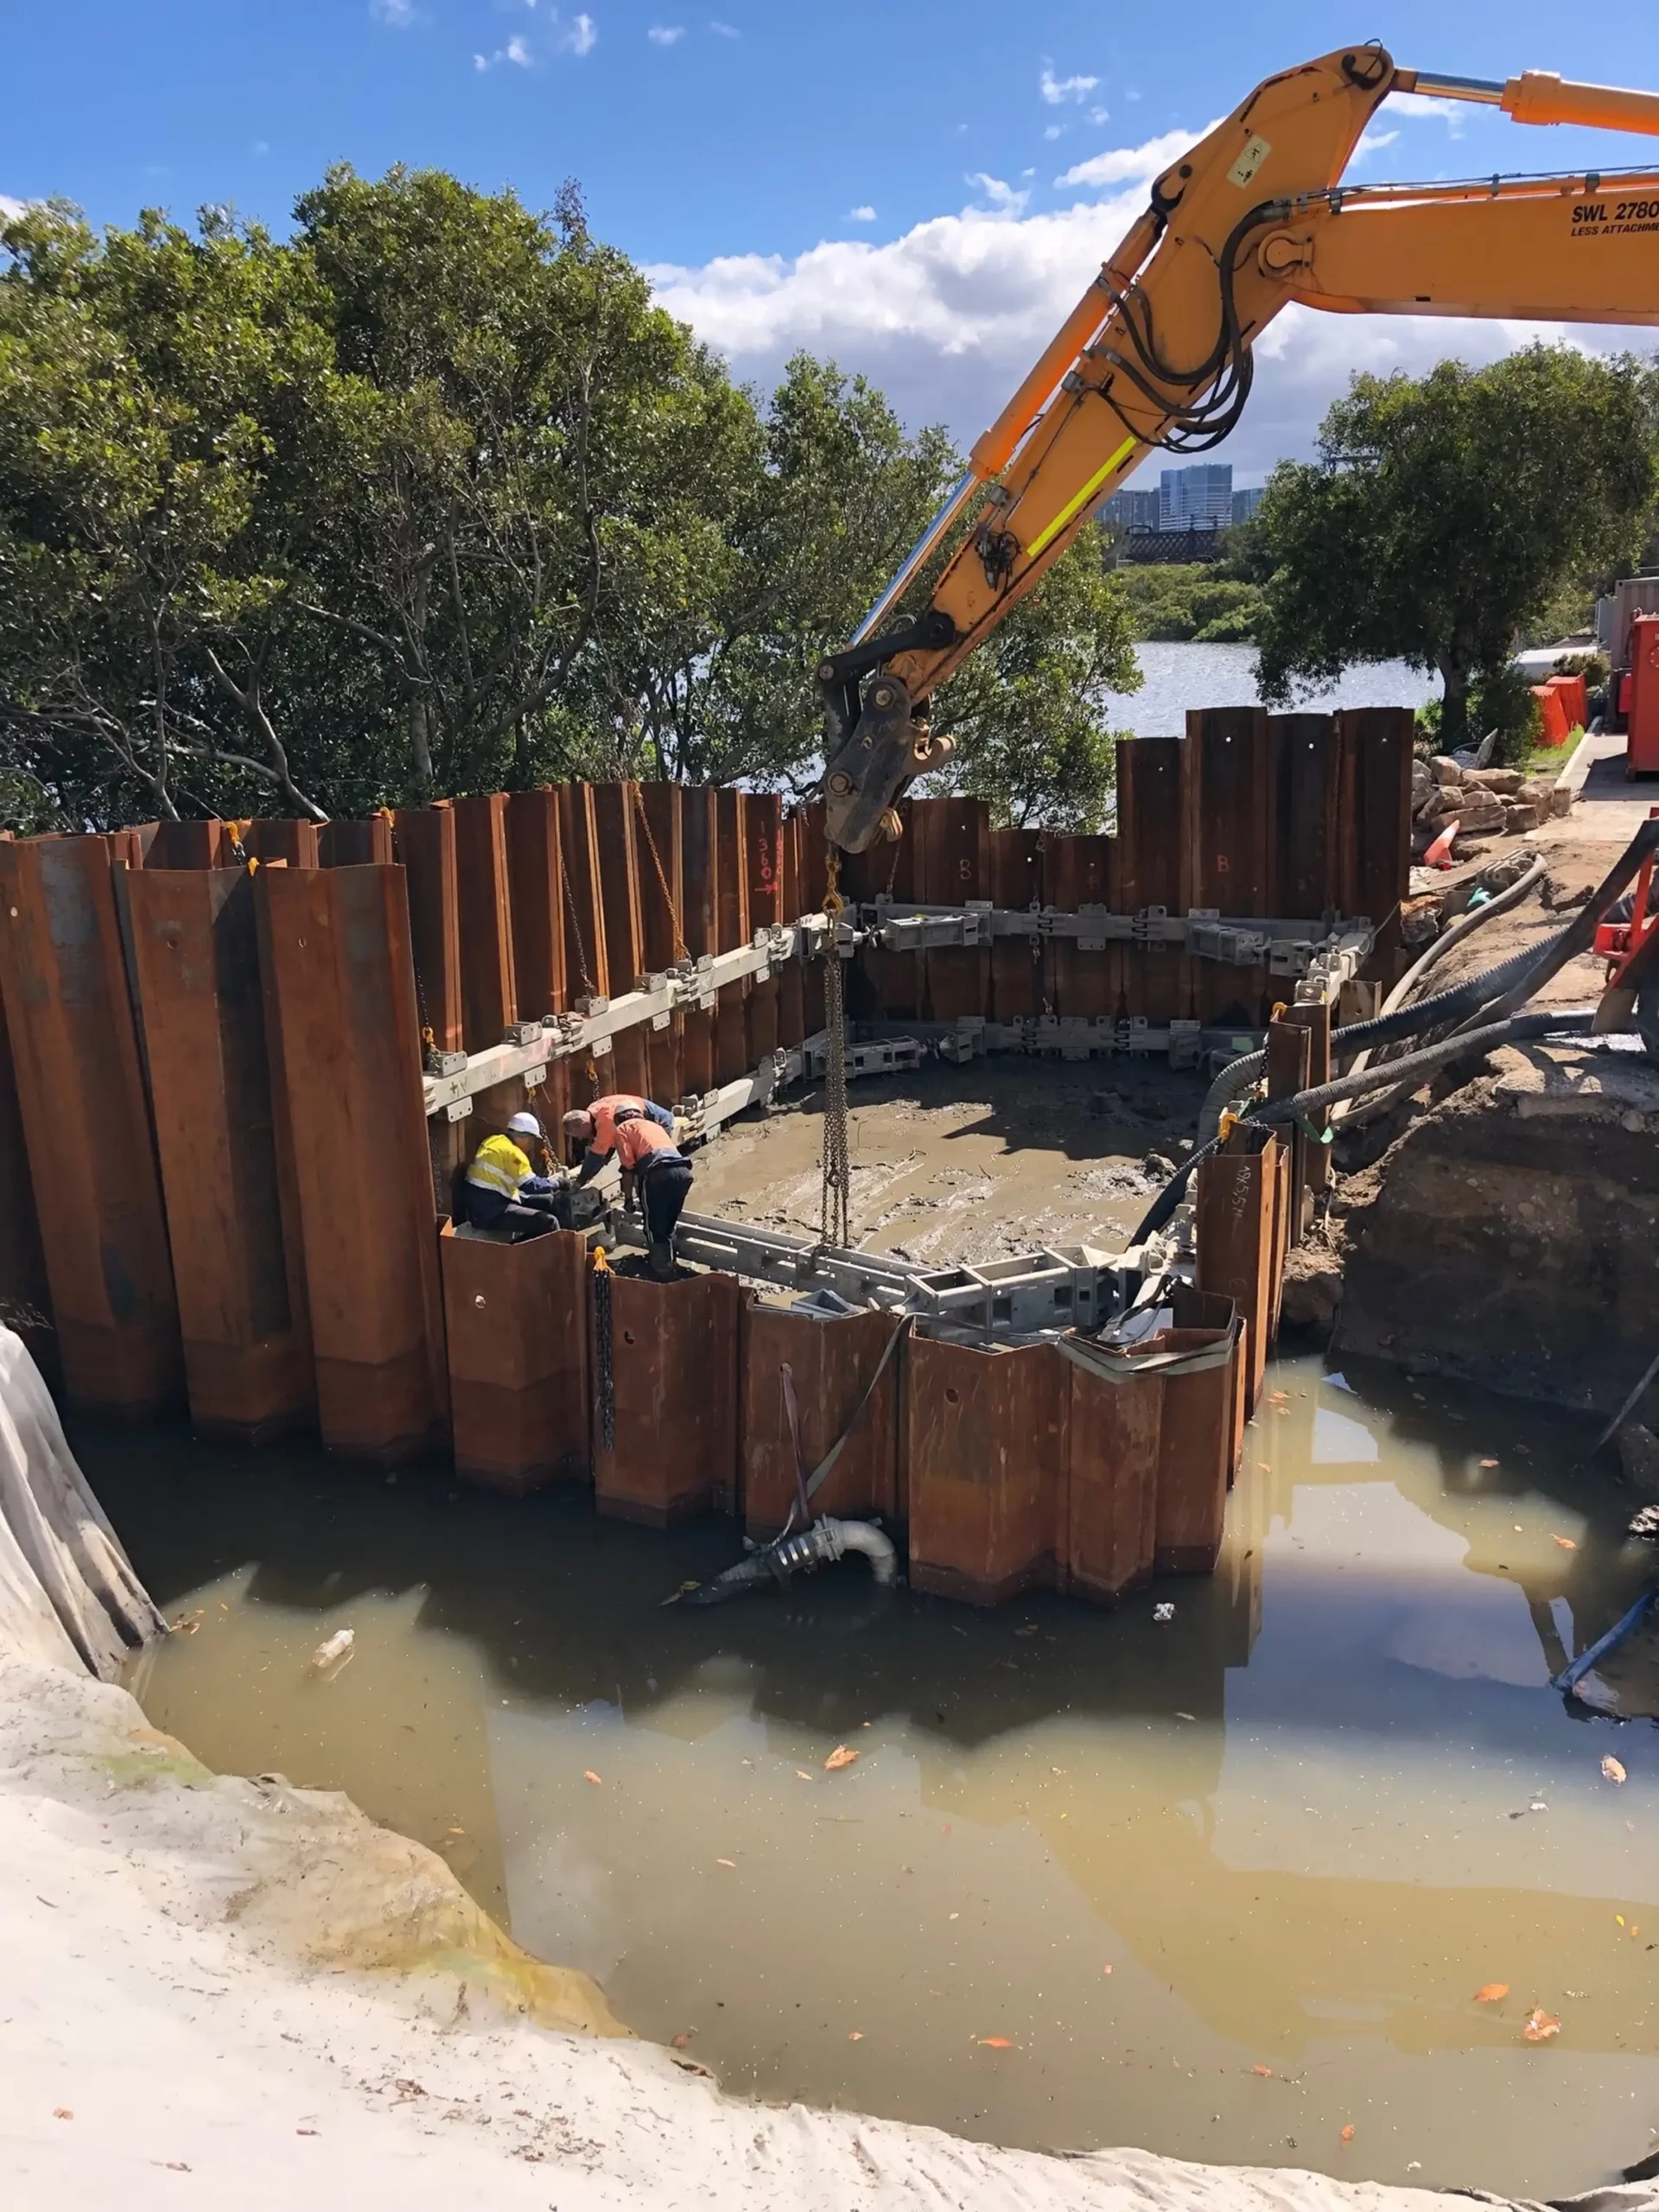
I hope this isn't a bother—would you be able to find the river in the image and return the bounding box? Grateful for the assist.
[1109,644,1441,737]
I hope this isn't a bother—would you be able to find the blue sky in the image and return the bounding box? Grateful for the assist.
[6,3,1657,475]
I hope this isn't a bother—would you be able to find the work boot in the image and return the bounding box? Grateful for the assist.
[648,1238,674,1281]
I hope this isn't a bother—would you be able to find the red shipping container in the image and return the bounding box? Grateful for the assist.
[1628,615,1659,776]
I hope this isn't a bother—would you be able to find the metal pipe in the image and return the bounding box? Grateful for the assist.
[1395,69,1505,105]
[849,472,980,645]
[819,1516,898,1586]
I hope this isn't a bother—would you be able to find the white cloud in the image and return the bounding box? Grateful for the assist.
[369,0,414,24]
[709,16,738,34]
[1089,105,1110,124]
[969,173,1029,218]
[0,195,28,220]
[849,205,876,223]
[646,134,1655,479]
[1040,65,1097,105]
[1379,89,1467,134]
[555,10,597,54]
[475,33,533,68]
[1044,125,1064,143]
[1352,127,1400,161]
[1055,122,1211,191]
[648,23,684,43]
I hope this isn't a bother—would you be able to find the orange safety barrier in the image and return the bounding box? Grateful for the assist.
[1532,683,1573,748]
[1546,671,1589,732]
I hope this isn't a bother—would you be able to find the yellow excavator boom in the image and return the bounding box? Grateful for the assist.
[818,44,1659,853]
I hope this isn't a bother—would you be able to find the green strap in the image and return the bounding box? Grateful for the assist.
[804,1315,912,1503]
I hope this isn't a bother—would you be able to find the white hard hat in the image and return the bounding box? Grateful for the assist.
[505,1111,543,1139]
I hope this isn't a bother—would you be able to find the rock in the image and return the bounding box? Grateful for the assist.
[1455,798,1507,836]
[1431,755,1463,787]
[1281,1245,1343,1334]
[1618,1421,1659,1503]
[1502,801,1541,833]
[1521,774,1557,808]
[1549,784,1574,819]
[1141,1152,1176,1180]
[1463,766,1526,794]
[1411,759,1433,802]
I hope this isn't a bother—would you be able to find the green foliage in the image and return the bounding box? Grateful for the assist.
[1255,345,1659,749]
[925,525,1140,829]
[1110,563,1267,644]
[0,176,961,825]
[1471,664,1547,767]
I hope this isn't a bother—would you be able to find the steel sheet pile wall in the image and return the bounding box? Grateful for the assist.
[442,1250,1244,1604]
[124,867,313,1442]
[0,836,182,1419]
[0,724,1344,1604]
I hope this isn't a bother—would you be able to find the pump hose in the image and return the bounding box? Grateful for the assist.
[1195,931,1561,1144]
[1199,817,1659,1145]
[1333,853,1549,1132]
[1136,1005,1610,1248]
[1249,1007,1603,1124]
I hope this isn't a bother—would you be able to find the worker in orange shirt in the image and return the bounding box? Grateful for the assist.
[563,1094,692,1279]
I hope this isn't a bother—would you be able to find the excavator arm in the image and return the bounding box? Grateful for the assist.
[819,45,1659,853]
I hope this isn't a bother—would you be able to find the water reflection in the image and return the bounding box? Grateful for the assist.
[84,1355,1658,2196]
[1107,643,1440,737]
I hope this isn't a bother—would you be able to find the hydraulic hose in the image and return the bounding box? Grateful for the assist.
[1127,1130,1226,1248]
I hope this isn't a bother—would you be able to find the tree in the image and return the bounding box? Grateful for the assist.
[0,200,334,825]
[1254,346,1659,749]
[286,167,773,799]
[605,354,958,789]
[925,524,1141,829]
[1109,563,1266,645]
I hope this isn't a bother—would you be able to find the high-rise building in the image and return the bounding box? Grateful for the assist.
[1231,486,1264,525]
[1099,486,1160,531]
[1159,463,1232,531]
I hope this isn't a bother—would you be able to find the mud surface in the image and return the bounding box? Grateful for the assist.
[87,1357,1659,2200]
[692,1059,1206,1264]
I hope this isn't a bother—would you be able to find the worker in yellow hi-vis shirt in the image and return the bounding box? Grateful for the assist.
[462,1111,570,1239]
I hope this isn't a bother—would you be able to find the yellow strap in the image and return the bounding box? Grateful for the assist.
[1024,435,1139,561]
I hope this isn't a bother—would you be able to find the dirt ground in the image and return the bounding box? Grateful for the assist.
[1422,828,1633,1014]
[692,1058,1207,1267]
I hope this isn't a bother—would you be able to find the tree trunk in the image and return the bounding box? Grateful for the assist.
[1439,664,1471,753]
[408,695,434,789]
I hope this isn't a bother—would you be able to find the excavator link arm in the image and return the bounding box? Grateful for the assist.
[820,42,1659,855]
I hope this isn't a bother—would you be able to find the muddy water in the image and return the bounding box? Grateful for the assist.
[693,1060,1211,1267]
[88,1357,1659,2198]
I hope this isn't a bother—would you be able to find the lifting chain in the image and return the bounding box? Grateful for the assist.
[592,1247,616,1453]
[560,851,603,1091]
[632,786,690,966]
[819,844,852,1251]
[560,854,598,999]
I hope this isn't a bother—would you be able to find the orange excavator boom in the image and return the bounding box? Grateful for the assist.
[819,44,1659,854]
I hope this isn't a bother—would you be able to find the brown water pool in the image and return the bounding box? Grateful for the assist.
[82,1352,1659,2198]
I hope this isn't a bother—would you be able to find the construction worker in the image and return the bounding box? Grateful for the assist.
[463,1111,570,1239]
[564,1093,691,1279]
